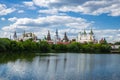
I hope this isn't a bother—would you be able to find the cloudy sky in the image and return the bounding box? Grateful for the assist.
[0,0,120,43]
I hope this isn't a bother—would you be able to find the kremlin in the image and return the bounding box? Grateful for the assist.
[13,29,107,44]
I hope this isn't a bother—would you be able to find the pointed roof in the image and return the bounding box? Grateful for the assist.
[56,29,59,39]
[83,29,87,35]
[13,31,17,39]
[63,32,69,42]
[47,30,51,41]
[90,29,94,35]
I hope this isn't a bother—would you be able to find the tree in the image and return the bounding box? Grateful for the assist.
[38,41,50,53]
[0,38,11,52]
[54,44,67,52]
[67,42,82,52]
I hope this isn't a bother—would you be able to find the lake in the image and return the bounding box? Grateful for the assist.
[0,53,120,80]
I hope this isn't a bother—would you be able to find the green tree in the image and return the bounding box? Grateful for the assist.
[67,42,82,52]
[0,38,11,52]
[38,41,50,53]
[54,44,67,52]
[10,41,19,52]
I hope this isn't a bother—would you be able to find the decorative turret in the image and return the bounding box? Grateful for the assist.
[83,29,87,35]
[63,32,69,42]
[89,29,94,35]
[54,29,60,44]
[13,31,17,40]
[56,29,59,39]
[47,30,51,41]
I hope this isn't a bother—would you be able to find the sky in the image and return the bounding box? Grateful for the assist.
[0,0,120,43]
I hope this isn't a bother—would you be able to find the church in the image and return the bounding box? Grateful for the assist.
[76,29,95,43]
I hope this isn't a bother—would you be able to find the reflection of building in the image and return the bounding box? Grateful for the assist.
[13,31,37,41]
[76,29,95,43]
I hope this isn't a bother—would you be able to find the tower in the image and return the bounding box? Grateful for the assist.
[89,28,94,35]
[13,31,17,40]
[56,29,59,39]
[83,29,87,35]
[89,29,94,41]
[47,30,51,41]
[54,29,61,44]
[63,32,69,42]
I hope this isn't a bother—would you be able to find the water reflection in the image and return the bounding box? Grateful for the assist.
[0,53,120,80]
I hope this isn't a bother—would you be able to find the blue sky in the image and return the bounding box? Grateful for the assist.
[0,0,120,43]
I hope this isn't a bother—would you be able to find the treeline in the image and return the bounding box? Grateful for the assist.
[0,38,111,53]
[114,42,120,45]
[113,42,120,51]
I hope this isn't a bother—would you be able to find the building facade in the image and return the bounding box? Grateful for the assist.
[13,31,37,41]
[76,29,95,43]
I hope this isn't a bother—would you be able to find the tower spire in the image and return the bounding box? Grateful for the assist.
[56,29,59,39]
[63,32,69,42]
[90,28,94,35]
[13,31,17,40]
[47,30,51,41]
[83,29,87,35]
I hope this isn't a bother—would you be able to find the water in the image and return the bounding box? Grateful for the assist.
[0,53,120,80]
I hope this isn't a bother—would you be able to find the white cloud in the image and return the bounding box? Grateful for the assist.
[0,31,11,38]
[8,17,18,22]
[18,10,24,13]
[80,0,120,16]
[2,14,120,43]
[2,15,92,39]
[38,8,58,15]
[23,1,36,10]
[0,4,15,16]
[5,15,92,29]
[23,1,34,6]
[94,29,120,43]
[1,17,5,21]
[33,0,120,16]
[33,0,59,7]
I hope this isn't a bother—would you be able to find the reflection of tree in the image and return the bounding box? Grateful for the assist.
[64,54,67,72]
[75,54,96,80]
[55,57,58,73]
[46,57,50,72]
[0,53,35,64]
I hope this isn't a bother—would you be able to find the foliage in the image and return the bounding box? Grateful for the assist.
[67,42,82,52]
[54,44,67,52]
[0,38,111,53]
[114,42,120,45]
